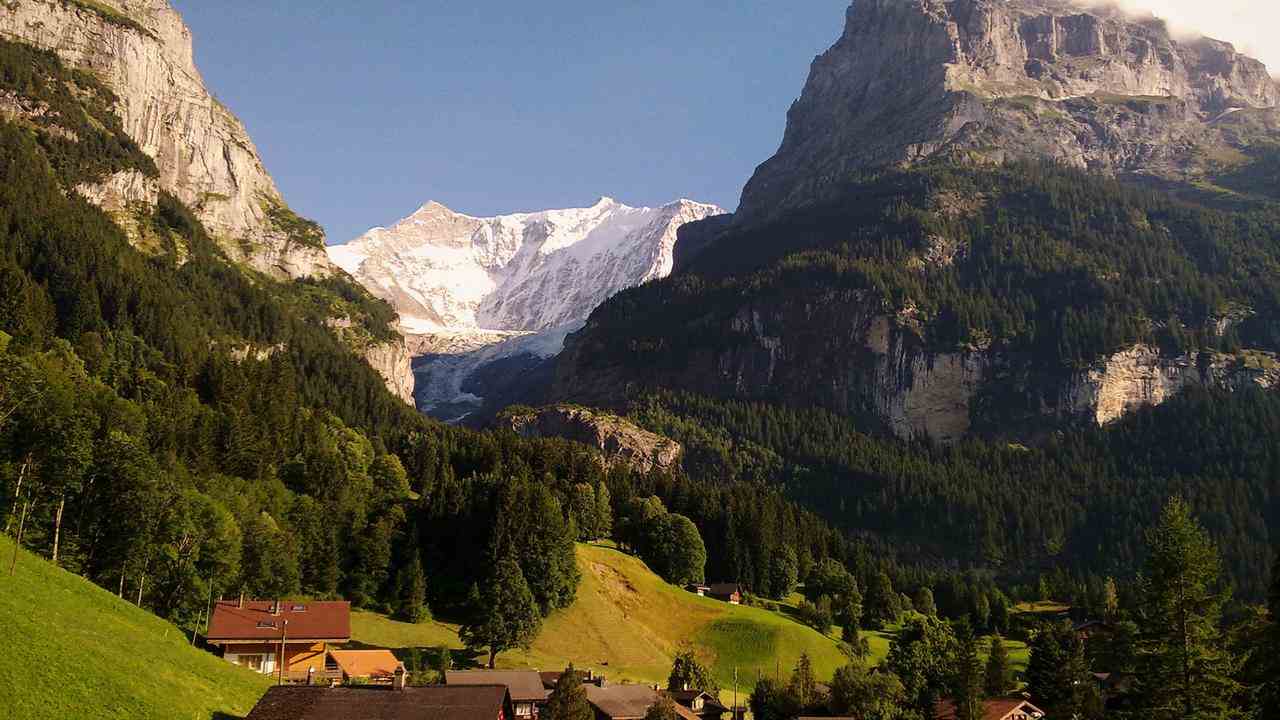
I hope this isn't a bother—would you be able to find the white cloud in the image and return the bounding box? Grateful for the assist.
[1099,0,1280,73]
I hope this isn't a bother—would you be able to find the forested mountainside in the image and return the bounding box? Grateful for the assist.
[629,389,1280,600]
[541,0,1280,601]
[0,33,870,636]
[554,162,1280,442]
[0,0,416,401]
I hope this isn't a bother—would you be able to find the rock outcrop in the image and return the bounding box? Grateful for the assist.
[501,405,683,473]
[361,339,417,406]
[0,0,336,278]
[736,0,1280,225]
[555,289,1280,444]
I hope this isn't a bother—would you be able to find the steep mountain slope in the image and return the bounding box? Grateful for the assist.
[552,0,1280,443]
[0,0,415,402]
[0,536,270,720]
[332,198,724,417]
[735,0,1280,227]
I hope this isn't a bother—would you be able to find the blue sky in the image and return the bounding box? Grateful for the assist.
[170,1,851,244]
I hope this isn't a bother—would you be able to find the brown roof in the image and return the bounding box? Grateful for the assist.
[448,670,549,703]
[207,600,351,642]
[667,689,729,713]
[245,685,509,720]
[707,584,742,597]
[329,650,403,679]
[935,699,1045,720]
[586,685,700,720]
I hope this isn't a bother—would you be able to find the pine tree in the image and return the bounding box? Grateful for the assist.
[984,634,1012,697]
[544,664,594,720]
[789,652,819,710]
[1255,551,1280,719]
[1027,620,1086,714]
[952,618,983,720]
[595,481,612,540]
[572,483,598,541]
[1134,497,1241,720]
[459,555,542,668]
[394,555,429,623]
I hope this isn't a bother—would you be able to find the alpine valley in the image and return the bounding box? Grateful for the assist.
[3,1,1280,718]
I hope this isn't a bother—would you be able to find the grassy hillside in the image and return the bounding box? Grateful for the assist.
[353,544,852,693]
[0,536,270,720]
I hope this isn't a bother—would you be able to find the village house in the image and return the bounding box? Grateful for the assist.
[541,669,605,690]
[328,649,406,685]
[934,699,1046,720]
[206,599,351,680]
[245,681,514,720]
[448,670,549,718]
[685,584,711,597]
[584,683,701,720]
[706,584,743,604]
[667,688,730,720]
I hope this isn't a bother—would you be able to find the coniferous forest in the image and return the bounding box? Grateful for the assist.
[2,14,1280,720]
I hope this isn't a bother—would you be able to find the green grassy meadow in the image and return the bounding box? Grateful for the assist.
[0,536,270,720]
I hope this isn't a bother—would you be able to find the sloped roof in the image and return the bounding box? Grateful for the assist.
[586,685,701,720]
[448,670,549,703]
[668,689,729,712]
[586,684,662,720]
[245,685,509,720]
[935,699,1045,720]
[329,650,403,679]
[707,584,742,596]
[207,600,351,642]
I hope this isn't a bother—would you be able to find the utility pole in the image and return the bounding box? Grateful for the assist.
[277,619,289,686]
[733,666,738,720]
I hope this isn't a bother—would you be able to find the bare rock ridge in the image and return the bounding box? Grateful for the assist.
[0,0,416,404]
[0,0,336,278]
[501,405,683,474]
[736,0,1280,225]
[331,197,727,335]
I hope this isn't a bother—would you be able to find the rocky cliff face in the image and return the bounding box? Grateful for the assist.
[557,292,1278,444]
[0,0,335,278]
[737,0,1280,225]
[1,1,417,404]
[501,405,683,473]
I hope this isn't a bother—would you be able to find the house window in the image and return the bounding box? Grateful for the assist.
[239,655,265,672]
[515,703,533,717]
[693,698,704,710]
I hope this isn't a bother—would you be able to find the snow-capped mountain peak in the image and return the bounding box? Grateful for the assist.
[329,197,727,335]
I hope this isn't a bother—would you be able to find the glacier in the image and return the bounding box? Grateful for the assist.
[328,196,726,418]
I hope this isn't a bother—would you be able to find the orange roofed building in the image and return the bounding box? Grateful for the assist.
[207,599,351,678]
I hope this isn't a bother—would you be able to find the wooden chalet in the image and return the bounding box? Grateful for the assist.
[585,683,701,720]
[541,669,605,690]
[245,683,513,720]
[448,670,549,718]
[668,688,730,720]
[706,584,743,604]
[206,599,350,681]
[935,699,1045,720]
